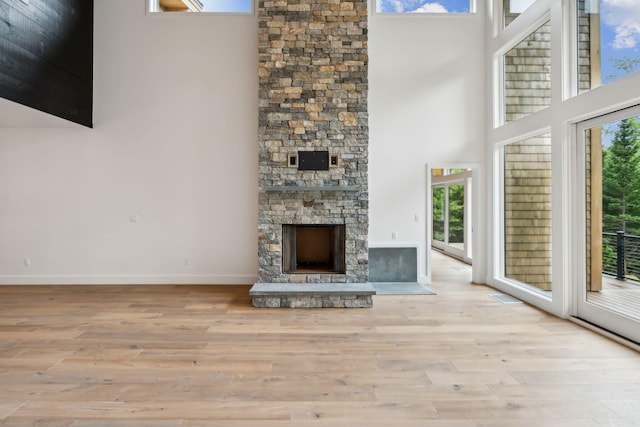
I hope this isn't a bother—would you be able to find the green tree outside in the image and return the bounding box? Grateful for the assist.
[432,184,465,245]
[448,184,465,244]
[601,117,640,279]
[432,187,445,242]
[602,118,640,235]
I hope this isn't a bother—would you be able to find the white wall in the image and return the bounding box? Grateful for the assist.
[0,1,487,285]
[368,11,487,283]
[0,0,259,284]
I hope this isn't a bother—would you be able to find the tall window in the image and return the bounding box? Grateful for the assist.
[491,0,640,331]
[503,133,552,293]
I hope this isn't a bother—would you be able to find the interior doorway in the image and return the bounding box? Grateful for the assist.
[427,164,483,287]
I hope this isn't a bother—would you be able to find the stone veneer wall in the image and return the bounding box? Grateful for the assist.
[257,0,369,284]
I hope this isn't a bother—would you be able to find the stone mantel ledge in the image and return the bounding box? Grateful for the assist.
[262,185,361,192]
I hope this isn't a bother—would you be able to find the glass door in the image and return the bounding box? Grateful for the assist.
[431,169,472,263]
[447,184,465,252]
[576,106,640,343]
[432,186,446,245]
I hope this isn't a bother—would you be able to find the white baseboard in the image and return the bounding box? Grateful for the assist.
[0,274,257,285]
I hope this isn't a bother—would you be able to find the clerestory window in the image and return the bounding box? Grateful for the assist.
[578,0,640,93]
[148,0,252,14]
[376,0,475,14]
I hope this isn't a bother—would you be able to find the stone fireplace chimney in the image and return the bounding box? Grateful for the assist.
[253,0,371,307]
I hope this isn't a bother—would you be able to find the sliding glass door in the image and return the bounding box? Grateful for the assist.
[576,106,640,343]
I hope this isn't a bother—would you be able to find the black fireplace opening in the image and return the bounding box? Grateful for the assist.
[283,224,346,274]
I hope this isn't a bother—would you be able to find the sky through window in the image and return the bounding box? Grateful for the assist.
[200,0,251,13]
[377,0,472,13]
[600,0,640,83]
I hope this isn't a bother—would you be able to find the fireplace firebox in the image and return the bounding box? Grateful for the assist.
[282,225,346,274]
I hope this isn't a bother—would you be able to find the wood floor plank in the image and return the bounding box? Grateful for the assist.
[13,401,294,420]
[599,399,640,420]
[474,421,600,427]
[182,422,476,427]
[431,399,618,420]
[0,402,25,419]
[0,252,639,425]
[0,418,74,427]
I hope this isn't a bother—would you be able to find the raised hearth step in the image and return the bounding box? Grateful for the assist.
[250,282,376,295]
[250,282,375,308]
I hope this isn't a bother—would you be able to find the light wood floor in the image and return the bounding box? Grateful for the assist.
[1,252,640,426]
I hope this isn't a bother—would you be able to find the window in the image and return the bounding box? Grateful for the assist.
[490,0,639,327]
[503,0,536,28]
[432,168,470,177]
[148,0,252,13]
[502,133,552,294]
[578,0,640,94]
[376,0,474,14]
[503,19,552,123]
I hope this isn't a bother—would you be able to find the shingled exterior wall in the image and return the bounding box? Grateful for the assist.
[504,136,552,290]
[257,0,369,284]
[503,18,553,290]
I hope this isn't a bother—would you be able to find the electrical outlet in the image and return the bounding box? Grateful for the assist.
[23,257,31,267]
[392,232,398,240]
[184,258,190,266]
[129,214,139,223]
